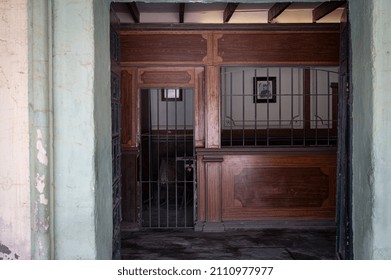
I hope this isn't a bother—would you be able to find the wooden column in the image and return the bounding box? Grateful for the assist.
[196,153,224,232]
[205,65,220,148]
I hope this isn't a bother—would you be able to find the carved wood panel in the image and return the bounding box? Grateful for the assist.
[233,167,330,208]
[138,67,195,88]
[120,34,208,64]
[221,151,337,220]
[121,69,136,146]
[216,31,340,65]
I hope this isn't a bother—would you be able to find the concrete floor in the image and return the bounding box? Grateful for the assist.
[121,228,336,260]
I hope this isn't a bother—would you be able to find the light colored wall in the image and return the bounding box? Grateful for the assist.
[351,0,391,259]
[150,89,194,129]
[371,0,391,259]
[52,0,111,259]
[0,0,30,260]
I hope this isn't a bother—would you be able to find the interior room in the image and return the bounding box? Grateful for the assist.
[109,1,348,259]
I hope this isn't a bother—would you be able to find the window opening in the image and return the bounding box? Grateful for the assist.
[221,66,339,147]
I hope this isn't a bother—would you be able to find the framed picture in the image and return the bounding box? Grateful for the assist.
[253,77,277,103]
[161,88,183,101]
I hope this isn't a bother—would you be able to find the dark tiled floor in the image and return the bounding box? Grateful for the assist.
[121,228,336,260]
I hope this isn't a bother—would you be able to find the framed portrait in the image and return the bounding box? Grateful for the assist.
[161,88,183,101]
[253,77,277,103]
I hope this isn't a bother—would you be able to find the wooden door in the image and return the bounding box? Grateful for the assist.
[110,7,122,259]
[336,6,353,260]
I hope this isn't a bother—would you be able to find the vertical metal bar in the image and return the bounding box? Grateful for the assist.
[192,89,196,227]
[175,90,178,228]
[254,68,258,145]
[166,90,169,227]
[315,70,319,145]
[327,71,331,145]
[147,90,152,227]
[291,68,294,146]
[279,67,282,129]
[139,90,145,227]
[297,68,302,146]
[266,68,270,146]
[242,70,245,146]
[183,90,187,227]
[157,89,160,227]
[230,72,233,146]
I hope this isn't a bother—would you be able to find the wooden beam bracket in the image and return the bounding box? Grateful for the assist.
[127,2,140,23]
[268,2,291,23]
[313,1,346,23]
[223,3,239,23]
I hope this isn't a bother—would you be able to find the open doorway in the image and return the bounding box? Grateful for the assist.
[139,88,195,228]
[110,1,352,260]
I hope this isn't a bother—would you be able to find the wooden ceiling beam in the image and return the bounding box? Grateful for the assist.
[223,3,239,23]
[313,1,346,23]
[127,2,140,23]
[268,2,291,23]
[179,3,185,23]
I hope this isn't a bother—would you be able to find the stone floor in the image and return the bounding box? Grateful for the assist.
[121,228,336,260]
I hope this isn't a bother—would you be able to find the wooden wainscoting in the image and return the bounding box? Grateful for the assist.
[197,148,337,227]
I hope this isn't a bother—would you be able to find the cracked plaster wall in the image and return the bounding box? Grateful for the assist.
[0,0,30,260]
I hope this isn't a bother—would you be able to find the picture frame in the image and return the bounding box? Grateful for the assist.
[161,88,183,101]
[253,77,277,103]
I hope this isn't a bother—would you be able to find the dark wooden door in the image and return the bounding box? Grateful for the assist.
[110,7,122,260]
[336,6,353,260]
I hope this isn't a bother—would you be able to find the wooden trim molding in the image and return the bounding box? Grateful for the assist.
[137,67,196,88]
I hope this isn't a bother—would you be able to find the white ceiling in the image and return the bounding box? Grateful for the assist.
[112,2,344,24]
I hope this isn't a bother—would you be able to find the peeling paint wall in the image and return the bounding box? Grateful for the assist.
[0,0,30,260]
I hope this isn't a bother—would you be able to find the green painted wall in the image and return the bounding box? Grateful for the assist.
[93,0,113,260]
[16,0,391,259]
[52,0,111,259]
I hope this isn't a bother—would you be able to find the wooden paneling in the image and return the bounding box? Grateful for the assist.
[121,147,139,224]
[197,148,337,223]
[120,33,208,64]
[204,156,224,222]
[221,151,336,220]
[121,68,136,146]
[138,67,196,88]
[216,31,340,65]
[233,167,330,208]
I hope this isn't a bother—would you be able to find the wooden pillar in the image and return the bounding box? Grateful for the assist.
[195,153,224,232]
[205,65,220,148]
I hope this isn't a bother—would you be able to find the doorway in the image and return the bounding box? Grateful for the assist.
[139,88,196,228]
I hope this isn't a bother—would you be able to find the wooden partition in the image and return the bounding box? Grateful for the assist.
[119,25,340,230]
[196,148,337,230]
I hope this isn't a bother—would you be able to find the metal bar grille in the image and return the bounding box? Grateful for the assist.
[140,88,195,228]
[221,66,339,147]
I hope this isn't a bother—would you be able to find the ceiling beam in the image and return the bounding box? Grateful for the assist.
[126,2,140,23]
[223,3,239,23]
[268,2,291,23]
[179,3,185,23]
[313,1,346,23]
